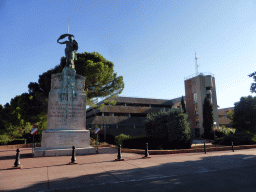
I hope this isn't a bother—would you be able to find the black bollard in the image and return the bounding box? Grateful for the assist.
[69,146,77,164]
[13,148,22,169]
[204,142,206,154]
[115,144,124,161]
[232,142,234,152]
[142,143,151,158]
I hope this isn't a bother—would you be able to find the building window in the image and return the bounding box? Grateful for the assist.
[194,104,198,115]
[193,93,197,103]
[195,116,199,126]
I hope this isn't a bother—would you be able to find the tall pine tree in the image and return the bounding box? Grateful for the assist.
[203,97,214,139]
[181,96,186,113]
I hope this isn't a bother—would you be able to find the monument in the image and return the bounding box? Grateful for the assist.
[34,34,95,157]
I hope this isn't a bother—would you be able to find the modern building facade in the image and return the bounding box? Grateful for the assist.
[86,73,220,138]
[218,107,234,127]
[184,73,219,137]
[86,97,182,137]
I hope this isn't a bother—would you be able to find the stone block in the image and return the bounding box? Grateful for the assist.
[41,129,90,149]
[34,147,95,157]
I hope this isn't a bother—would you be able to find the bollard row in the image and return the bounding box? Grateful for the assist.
[12,142,237,169]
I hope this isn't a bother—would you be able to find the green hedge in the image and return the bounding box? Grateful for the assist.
[0,139,12,145]
[0,135,12,145]
[212,132,256,146]
[114,134,192,150]
[7,139,27,145]
[215,126,236,138]
[123,137,192,150]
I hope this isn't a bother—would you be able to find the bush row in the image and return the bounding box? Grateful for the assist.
[114,134,192,150]
[0,138,27,146]
[213,132,256,146]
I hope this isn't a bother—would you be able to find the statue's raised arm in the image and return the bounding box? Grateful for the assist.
[57,34,78,68]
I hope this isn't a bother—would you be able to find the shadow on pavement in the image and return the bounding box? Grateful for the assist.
[3,150,256,192]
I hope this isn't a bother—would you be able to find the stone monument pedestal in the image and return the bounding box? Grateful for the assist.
[34,130,95,157]
[34,66,95,157]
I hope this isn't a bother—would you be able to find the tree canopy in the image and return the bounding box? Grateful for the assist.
[28,52,124,103]
[248,72,256,93]
[233,96,256,133]
[227,109,234,124]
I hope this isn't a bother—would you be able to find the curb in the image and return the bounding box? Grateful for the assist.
[2,143,256,155]
[0,143,116,149]
[120,144,256,155]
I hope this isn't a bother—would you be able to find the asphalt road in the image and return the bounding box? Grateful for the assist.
[57,164,256,192]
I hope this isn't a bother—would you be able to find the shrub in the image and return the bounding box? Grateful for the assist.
[215,126,236,138]
[0,134,12,145]
[212,132,256,146]
[122,135,192,150]
[145,108,192,149]
[7,139,27,145]
[167,108,191,144]
[115,134,130,147]
[90,137,97,146]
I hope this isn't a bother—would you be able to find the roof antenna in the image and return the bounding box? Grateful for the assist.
[195,53,199,75]
[67,18,69,34]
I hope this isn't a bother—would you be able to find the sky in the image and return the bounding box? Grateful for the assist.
[1,0,256,109]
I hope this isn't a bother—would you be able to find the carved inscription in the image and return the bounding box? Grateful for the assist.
[49,102,85,118]
[59,93,78,102]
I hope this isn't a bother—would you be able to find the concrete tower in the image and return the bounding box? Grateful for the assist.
[184,55,219,137]
[185,73,219,137]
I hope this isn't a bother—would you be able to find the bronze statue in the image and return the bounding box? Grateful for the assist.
[57,34,78,68]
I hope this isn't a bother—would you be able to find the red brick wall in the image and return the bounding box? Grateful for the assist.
[185,79,195,130]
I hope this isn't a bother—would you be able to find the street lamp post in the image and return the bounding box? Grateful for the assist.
[213,122,217,140]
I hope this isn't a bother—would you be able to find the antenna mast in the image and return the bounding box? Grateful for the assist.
[67,18,69,34]
[195,53,199,75]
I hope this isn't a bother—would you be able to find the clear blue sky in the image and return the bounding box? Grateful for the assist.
[1,0,256,109]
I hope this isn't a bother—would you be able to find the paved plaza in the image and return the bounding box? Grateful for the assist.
[1,147,256,191]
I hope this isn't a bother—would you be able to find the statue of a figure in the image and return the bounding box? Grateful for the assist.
[57,34,78,68]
